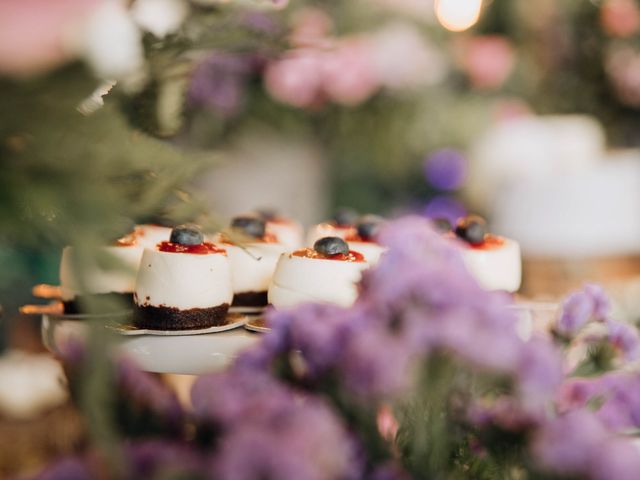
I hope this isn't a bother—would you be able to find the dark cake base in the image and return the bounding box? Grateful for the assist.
[63,293,134,314]
[232,291,268,307]
[134,303,230,330]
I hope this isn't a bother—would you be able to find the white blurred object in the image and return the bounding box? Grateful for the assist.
[83,1,144,80]
[132,0,188,38]
[0,350,67,420]
[468,115,606,211]
[371,22,446,89]
[493,152,640,257]
[434,0,482,32]
[195,133,327,228]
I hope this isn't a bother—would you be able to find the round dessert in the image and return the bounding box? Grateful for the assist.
[221,216,287,307]
[256,209,304,251]
[268,236,368,309]
[346,214,387,265]
[306,208,359,246]
[134,224,173,249]
[134,225,233,330]
[59,234,144,313]
[453,216,522,293]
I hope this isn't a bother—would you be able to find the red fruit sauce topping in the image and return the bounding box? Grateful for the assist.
[292,248,366,262]
[468,234,505,250]
[114,235,137,247]
[158,241,227,255]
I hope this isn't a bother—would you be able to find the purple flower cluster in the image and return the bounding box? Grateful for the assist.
[241,217,567,409]
[532,410,640,480]
[557,372,640,433]
[606,319,640,362]
[556,283,610,337]
[191,368,360,480]
[115,357,184,430]
[188,53,259,117]
[423,149,468,191]
[37,441,205,480]
[362,217,552,382]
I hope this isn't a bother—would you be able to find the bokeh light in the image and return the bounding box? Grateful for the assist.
[434,0,482,32]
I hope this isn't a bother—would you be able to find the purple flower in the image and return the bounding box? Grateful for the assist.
[557,372,640,433]
[241,11,280,34]
[340,323,416,399]
[556,377,602,413]
[124,440,205,479]
[368,462,411,480]
[584,284,611,319]
[210,399,360,480]
[588,437,640,480]
[423,149,468,191]
[116,357,184,429]
[361,216,526,374]
[422,195,466,226]
[531,410,609,475]
[468,397,540,432]
[607,319,640,362]
[37,442,206,480]
[192,368,359,480]
[191,368,294,429]
[516,336,564,406]
[532,410,640,480]
[556,284,611,337]
[270,303,354,377]
[37,457,92,480]
[188,53,257,117]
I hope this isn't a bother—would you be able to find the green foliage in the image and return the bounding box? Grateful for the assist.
[0,65,214,248]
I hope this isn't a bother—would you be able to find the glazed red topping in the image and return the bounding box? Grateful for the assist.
[292,248,366,262]
[266,217,290,225]
[158,241,227,255]
[468,234,505,250]
[114,235,137,247]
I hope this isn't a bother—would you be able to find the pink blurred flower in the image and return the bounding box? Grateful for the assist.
[492,98,532,122]
[457,35,515,90]
[371,23,446,90]
[321,37,379,106]
[605,45,640,107]
[264,49,325,108]
[0,0,101,77]
[289,7,333,48]
[601,0,640,38]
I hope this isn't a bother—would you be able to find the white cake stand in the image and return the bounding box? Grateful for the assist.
[41,314,259,375]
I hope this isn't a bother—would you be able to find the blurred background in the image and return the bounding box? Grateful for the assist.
[2,0,640,473]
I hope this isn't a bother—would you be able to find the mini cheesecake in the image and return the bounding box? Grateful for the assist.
[134,224,173,249]
[451,216,522,293]
[269,237,368,309]
[346,214,387,265]
[134,225,233,330]
[220,216,286,307]
[306,208,359,246]
[59,234,144,313]
[256,210,304,251]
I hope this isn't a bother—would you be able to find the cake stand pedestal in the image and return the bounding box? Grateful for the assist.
[41,314,259,375]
